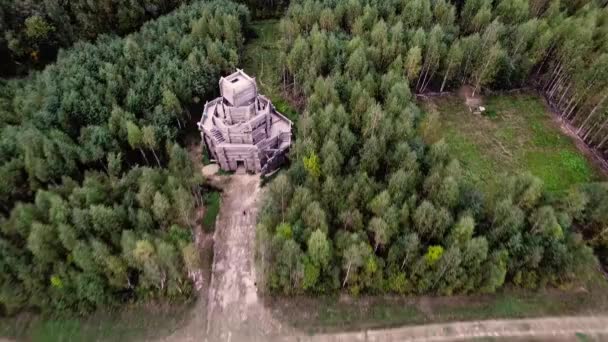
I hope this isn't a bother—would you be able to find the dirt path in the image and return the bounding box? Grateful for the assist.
[205,173,291,341]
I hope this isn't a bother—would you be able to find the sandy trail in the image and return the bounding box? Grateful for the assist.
[205,174,289,341]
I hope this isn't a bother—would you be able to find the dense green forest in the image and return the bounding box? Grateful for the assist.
[0,1,249,314]
[0,0,290,76]
[257,0,608,295]
[0,0,194,76]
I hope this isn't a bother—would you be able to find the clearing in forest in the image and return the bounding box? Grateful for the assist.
[241,20,298,123]
[422,93,605,194]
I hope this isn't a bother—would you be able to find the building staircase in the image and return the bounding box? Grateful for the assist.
[211,128,225,143]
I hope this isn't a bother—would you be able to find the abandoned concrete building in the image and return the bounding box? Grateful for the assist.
[197,70,293,174]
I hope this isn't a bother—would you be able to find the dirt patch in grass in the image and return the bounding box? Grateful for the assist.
[458,84,483,109]
[202,163,219,177]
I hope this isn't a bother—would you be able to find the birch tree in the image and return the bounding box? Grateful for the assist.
[432,0,456,32]
[126,121,149,165]
[417,25,445,93]
[496,0,529,25]
[440,40,463,92]
[461,0,492,33]
[142,125,161,167]
[342,240,371,288]
[459,34,482,83]
[405,46,423,83]
[471,43,505,97]
[368,217,390,252]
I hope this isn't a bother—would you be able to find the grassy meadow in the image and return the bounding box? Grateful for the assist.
[423,94,604,194]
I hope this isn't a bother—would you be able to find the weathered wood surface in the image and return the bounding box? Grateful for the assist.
[199,70,293,174]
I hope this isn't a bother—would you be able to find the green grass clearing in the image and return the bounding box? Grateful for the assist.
[0,303,193,342]
[241,20,298,124]
[202,191,221,232]
[423,94,604,194]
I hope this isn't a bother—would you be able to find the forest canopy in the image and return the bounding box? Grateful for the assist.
[257,0,608,296]
[0,0,291,76]
[0,1,249,314]
[0,0,195,76]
